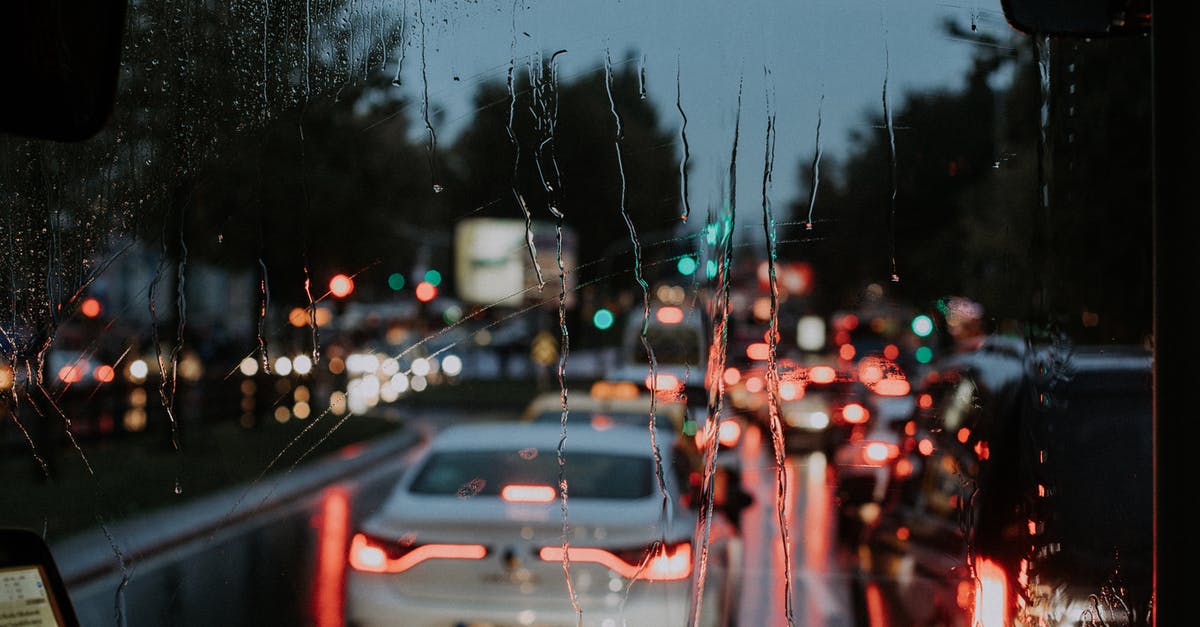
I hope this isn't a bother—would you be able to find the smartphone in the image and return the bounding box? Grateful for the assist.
[0,529,80,627]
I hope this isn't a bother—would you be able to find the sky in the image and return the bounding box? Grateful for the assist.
[372,0,1015,229]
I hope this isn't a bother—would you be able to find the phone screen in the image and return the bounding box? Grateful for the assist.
[0,565,67,627]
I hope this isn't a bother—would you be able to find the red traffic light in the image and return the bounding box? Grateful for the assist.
[329,274,354,298]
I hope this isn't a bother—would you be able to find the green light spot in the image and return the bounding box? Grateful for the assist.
[387,273,405,290]
[443,305,463,325]
[424,270,442,287]
[677,256,697,276]
[911,315,935,337]
[915,346,934,364]
[705,260,718,279]
[705,225,718,246]
[593,309,615,330]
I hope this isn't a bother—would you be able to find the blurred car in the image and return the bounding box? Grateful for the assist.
[345,422,743,627]
[863,339,1153,626]
[830,392,913,545]
[605,303,709,408]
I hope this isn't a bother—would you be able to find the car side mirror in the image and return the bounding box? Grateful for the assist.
[0,0,128,141]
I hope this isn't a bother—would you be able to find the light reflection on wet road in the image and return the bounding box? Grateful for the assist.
[734,423,856,627]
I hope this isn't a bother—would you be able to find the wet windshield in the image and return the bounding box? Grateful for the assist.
[0,1,1155,626]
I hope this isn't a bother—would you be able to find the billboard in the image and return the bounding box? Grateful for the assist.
[454,218,577,307]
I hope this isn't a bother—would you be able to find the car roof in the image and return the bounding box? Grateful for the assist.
[428,422,663,456]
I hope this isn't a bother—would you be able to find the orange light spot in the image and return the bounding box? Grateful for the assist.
[1037,484,1046,497]
[779,381,800,401]
[838,343,856,361]
[842,403,869,424]
[80,298,102,318]
[872,377,910,396]
[865,582,886,627]
[329,274,354,298]
[723,367,741,386]
[883,344,900,360]
[975,440,990,460]
[841,314,859,330]
[289,307,311,327]
[644,373,681,393]
[864,442,896,463]
[718,421,742,447]
[896,526,911,541]
[501,484,556,503]
[859,364,883,385]
[957,427,971,443]
[94,365,115,383]
[1027,519,1038,535]
[918,393,934,409]
[809,366,836,384]
[745,376,764,393]
[746,342,770,361]
[414,281,437,302]
[904,420,917,436]
[58,364,84,384]
[918,439,934,456]
[655,306,684,324]
[895,457,913,478]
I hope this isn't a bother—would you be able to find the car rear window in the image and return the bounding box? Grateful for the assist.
[409,450,655,499]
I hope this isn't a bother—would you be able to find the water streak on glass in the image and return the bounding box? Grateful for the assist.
[881,24,899,283]
[256,258,272,374]
[302,266,320,363]
[507,2,544,289]
[605,49,670,521]
[262,0,270,106]
[147,213,183,451]
[805,93,823,230]
[675,58,692,222]
[690,80,740,627]
[759,76,796,626]
[418,0,439,192]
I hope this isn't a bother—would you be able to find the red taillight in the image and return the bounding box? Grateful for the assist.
[501,484,556,503]
[645,373,681,392]
[862,441,899,465]
[808,366,837,384]
[655,306,684,324]
[348,533,486,573]
[539,541,692,581]
[746,342,770,361]
[842,403,869,424]
[871,377,910,396]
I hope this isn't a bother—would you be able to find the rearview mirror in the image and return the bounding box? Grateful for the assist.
[1001,0,1150,36]
[0,0,128,141]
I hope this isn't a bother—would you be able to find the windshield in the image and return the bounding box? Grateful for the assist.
[0,1,1156,626]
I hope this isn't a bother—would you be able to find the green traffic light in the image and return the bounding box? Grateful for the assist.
[915,346,934,363]
[424,269,442,287]
[388,273,405,290]
[593,308,615,330]
[677,256,698,276]
[911,314,935,337]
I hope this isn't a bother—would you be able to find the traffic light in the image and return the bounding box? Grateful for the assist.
[329,274,354,298]
[592,308,615,330]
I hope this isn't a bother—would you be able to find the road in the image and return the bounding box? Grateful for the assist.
[62,405,866,627]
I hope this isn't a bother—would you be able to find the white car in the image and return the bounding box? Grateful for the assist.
[345,422,741,627]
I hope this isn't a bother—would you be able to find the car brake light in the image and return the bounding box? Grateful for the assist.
[746,343,770,361]
[871,377,910,396]
[539,540,692,581]
[842,403,869,424]
[972,557,1009,627]
[808,366,837,384]
[501,484,556,503]
[645,373,680,392]
[862,441,899,464]
[348,533,486,573]
[655,306,684,324]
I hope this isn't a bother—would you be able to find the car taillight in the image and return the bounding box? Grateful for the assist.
[841,403,869,424]
[862,441,899,464]
[348,533,487,573]
[500,484,556,503]
[539,540,692,581]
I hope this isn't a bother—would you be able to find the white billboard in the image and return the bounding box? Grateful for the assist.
[454,218,576,307]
